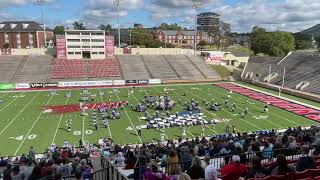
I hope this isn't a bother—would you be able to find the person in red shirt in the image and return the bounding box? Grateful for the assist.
[221,155,248,180]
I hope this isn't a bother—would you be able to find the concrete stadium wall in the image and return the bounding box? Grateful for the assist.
[242,79,320,103]
[6,48,56,56]
[115,48,194,55]
[10,48,45,55]
[223,54,249,67]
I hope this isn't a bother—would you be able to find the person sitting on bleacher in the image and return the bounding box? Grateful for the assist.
[270,154,295,175]
[296,145,317,172]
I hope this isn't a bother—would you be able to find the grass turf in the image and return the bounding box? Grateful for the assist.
[0,82,318,156]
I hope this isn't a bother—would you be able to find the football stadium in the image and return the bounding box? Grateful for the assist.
[1,1,320,180]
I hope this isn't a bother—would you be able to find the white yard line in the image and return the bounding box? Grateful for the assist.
[98,88,112,138]
[154,86,241,132]
[233,82,320,111]
[227,83,306,126]
[51,91,71,144]
[186,128,195,138]
[115,93,143,144]
[174,86,263,131]
[0,92,40,136]
[205,88,284,129]
[14,95,53,156]
[129,89,142,122]
[0,92,8,98]
[0,97,18,111]
[82,116,85,141]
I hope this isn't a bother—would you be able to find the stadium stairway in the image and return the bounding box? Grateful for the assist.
[142,55,180,80]
[185,55,221,79]
[0,56,26,82]
[11,55,52,83]
[117,55,151,80]
[163,55,205,79]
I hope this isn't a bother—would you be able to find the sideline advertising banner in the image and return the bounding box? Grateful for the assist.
[0,83,15,90]
[58,80,113,87]
[113,80,126,86]
[138,80,149,85]
[149,79,162,84]
[126,80,138,85]
[15,83,30,89]
[30,83,44,88]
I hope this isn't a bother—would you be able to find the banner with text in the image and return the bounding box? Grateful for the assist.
[149,79,162,84]
[126,80,138,85]
[105,36,115,58]
[113,80,126,86]
[56,35,67,59]
[58,80,113,87]
[15,83,30,89]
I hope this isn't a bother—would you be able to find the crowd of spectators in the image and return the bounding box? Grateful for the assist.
[0,145,94,180]
[101,125,320,179]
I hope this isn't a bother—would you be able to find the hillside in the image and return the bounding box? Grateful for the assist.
[300,24,320,37]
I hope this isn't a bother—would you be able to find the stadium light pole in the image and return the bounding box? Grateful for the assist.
[192,0,200,55]
[36,0,47,49]
[114,0,122,48]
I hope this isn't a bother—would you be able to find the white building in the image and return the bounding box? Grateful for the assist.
[64,30,106,59]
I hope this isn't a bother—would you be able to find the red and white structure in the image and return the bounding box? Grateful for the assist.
[56,30,114,60]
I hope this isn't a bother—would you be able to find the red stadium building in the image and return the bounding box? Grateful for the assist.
[0,21,53,49]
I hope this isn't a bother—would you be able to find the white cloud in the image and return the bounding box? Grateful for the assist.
[215,0,320,32]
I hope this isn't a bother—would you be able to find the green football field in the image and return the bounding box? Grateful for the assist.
[0,82,318,156]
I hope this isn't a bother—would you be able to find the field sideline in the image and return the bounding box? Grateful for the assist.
[0,82,318,156]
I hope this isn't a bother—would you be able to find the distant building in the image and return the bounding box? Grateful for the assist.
[154,29,211,44]
[0,21,53,49]
[233,35,251,48]
[197,12,220,33]
[134,23,143,28]
[107,29,131,47]
[56,30,115,59]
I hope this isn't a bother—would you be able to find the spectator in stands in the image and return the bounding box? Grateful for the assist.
[271,154,295,175]
[177,173,192,180]
[204,156,218,180]
[124,151,136,169]
[19,154,27,164]
[180,147,193,172]
[186,156,205,179]
[168,149,179,175]
[262,141,273,160]
[11,166,24,180]
[59,158,72,178]
[22,160,34,179]
[220,155,247,180]
[287,136,298,149]
[3,163,13,180]
[75,159,86,178]
[28,166,42,180]
[0,157,8,167]
[245,155,269,179]
[143,161,167,180]
[296,145,316,172]
[133,155,147,180]
[115,152,125,167]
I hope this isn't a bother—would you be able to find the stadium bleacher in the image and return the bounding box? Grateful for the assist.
[117,55,151,80]
[88,58,121,78]
[0,56,26,82]
[243,51,320,95]
[51,59,86,79]
[12,55,52,82]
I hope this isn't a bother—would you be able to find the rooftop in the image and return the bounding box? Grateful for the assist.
[0,21,52,32]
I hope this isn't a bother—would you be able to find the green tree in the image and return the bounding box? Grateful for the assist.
[197,40,209,48]
[98,24,112,32]
[73,21,86,30]
[159,23,184,30]
[53,26,65,35]
[131,28,154,47]
[250,26,295,56]
[210,22,231,50]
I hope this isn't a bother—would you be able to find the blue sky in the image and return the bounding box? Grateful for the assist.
[1,0,320,32]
